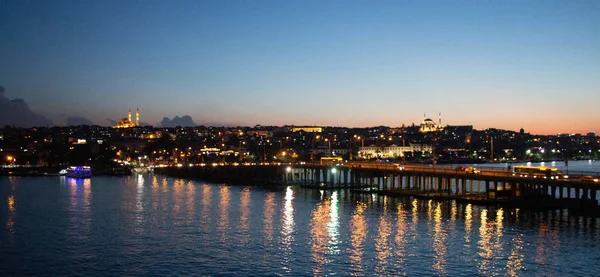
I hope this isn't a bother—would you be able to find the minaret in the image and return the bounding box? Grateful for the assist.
[439,112,442,126]
[128,109,132,122]
[136,107,140,126]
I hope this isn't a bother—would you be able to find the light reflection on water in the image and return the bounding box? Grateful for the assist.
[349,202,367,276]
[310,192,331,276]
[239,187,251,245]
[394,202,407,276]
[263,192,276,244]
[279,186,295,273]
[432,203,447,275]
[217,186,230,242]
[374,197,392,275]
[465,204,473,244]
[200,184,212,234]
[1,176,600,276]
[327,191,340,255]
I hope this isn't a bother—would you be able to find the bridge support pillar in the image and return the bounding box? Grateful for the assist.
[559,185,564,199]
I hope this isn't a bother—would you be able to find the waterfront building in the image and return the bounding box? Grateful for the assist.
[384,144,413,157]
[410,143,433,153]
[359,145,380,158]
[359,144,413,158]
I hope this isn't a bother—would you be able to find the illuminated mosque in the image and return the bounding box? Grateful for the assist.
[113,108,140,128]
[419,113,443,133]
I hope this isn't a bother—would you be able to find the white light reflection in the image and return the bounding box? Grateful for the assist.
[327,191,340,254]
[136,174,144,224]
[279,186,295,273]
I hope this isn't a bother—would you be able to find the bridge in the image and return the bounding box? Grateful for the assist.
[156,161,600,216]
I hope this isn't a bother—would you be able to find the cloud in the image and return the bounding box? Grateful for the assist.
[159,115,197,127]
[67,116,94,126]
[0,86,54,127]
[105,118,118,126]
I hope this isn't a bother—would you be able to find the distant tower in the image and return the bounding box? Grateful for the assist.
[128,109,132,122]
[136,107,140,126]
[438,112,442,126]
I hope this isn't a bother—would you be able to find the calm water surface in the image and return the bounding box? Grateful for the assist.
[439,160,600,175]
[1,175,599,276]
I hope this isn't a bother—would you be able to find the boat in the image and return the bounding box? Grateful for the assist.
[131,166,151,174]
[58,169,68,175]
[66,166,92,178]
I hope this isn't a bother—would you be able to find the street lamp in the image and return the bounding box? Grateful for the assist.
[324,138,331,154]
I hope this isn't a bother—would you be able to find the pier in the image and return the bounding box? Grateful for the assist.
[156,162,600,216]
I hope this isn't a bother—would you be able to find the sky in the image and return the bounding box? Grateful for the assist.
[0,0,598,134]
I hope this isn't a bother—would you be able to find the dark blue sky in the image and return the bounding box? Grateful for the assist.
[1,0,598,133]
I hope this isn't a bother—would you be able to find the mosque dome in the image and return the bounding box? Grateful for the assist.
[420,116,439,133]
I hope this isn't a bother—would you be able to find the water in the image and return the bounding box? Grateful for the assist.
[1,175,600,276]
[437,160,600,175]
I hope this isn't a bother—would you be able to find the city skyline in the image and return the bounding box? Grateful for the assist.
[1,0,599,134]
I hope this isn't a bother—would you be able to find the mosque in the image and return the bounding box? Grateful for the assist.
[113,108,140,128]
[419,113,443,133]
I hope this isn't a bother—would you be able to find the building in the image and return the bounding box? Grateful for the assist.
[419,113,443,133]
[359,145,381,158]
[113,108,140,128]
[384,144,413,157]
[410,143,433,153]
[359,144,413,159]
[247,130,273,137]
[291,127,322,133]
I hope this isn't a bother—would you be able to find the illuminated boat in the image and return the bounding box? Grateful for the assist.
[66,166,92,178]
